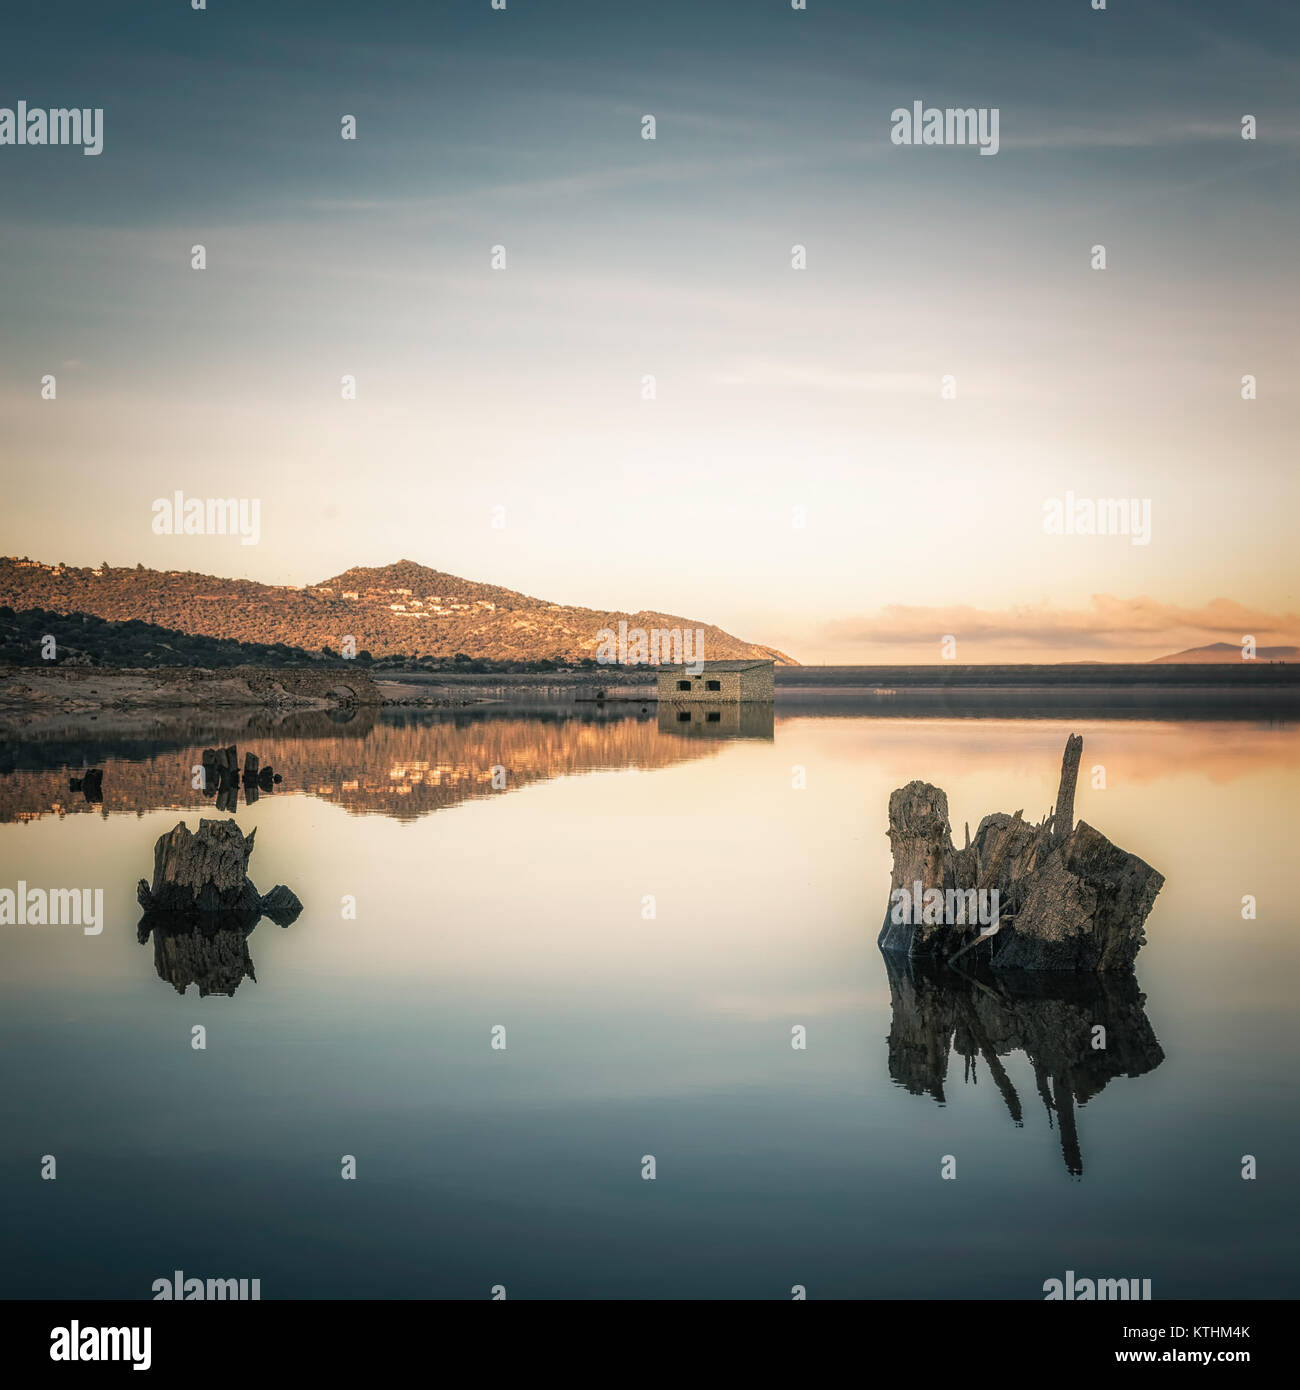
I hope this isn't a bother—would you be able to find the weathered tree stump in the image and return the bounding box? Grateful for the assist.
[878,735,1163,971]
[135,819,302,922]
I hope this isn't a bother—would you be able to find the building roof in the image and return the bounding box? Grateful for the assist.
[656,659,774,672]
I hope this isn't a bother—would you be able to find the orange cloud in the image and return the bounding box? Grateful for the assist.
[819,595,1300,659]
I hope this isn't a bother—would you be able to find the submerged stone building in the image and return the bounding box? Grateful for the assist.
[656,659,775,704]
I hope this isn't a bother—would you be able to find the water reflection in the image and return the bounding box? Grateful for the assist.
[657,703,775,739]
[1,706,1293,824]
[1,707,1295,1299]
[137,911,293,997]
[0,709,725,822]
[882,952,1165,1176]
[68,768,103,803]
[198,746,284,812]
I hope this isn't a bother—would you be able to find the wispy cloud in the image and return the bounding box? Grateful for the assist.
[999,119,1300,151]
[822,596,1300,653]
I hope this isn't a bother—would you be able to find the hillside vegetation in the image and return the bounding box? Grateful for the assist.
[0,558,797,666]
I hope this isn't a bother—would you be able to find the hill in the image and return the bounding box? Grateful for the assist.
[1150,642,1299,663]
[0,558,797,666]
[0,605,326,669]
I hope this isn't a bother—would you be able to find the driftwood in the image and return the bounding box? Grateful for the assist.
[878,735,1164,971]
[136,818,301,922]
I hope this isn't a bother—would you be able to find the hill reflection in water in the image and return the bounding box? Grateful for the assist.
[1,709,1296,1298]
[0,706,771,823]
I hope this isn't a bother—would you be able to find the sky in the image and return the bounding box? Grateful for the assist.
[1,0,1297,662]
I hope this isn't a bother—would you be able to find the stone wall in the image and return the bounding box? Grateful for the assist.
[225,668,383,704]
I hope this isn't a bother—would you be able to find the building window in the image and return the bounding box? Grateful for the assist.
[706,711,721,722]
[705,679,721,691]
[677,711,691,722]
[677,680,691,691]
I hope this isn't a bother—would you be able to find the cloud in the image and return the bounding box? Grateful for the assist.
[821,596,1300,653]
[999,120,1300,151]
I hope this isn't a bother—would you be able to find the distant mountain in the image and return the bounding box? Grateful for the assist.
[0,558,797,666]
[1151,642,1299,664]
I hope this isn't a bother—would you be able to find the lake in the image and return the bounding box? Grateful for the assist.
[1,703,1296,1299]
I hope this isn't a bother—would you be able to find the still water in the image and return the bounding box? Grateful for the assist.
[1,705,1296,1298]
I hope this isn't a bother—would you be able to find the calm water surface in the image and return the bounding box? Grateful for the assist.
[1,706,1296,1298]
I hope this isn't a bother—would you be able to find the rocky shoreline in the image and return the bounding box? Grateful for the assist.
[0,665,479,731]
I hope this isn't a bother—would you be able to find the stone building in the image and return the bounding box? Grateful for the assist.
[656,659,774,704]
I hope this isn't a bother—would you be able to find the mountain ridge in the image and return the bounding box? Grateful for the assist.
[1150,641,1298,663]
[0,557,798,666]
